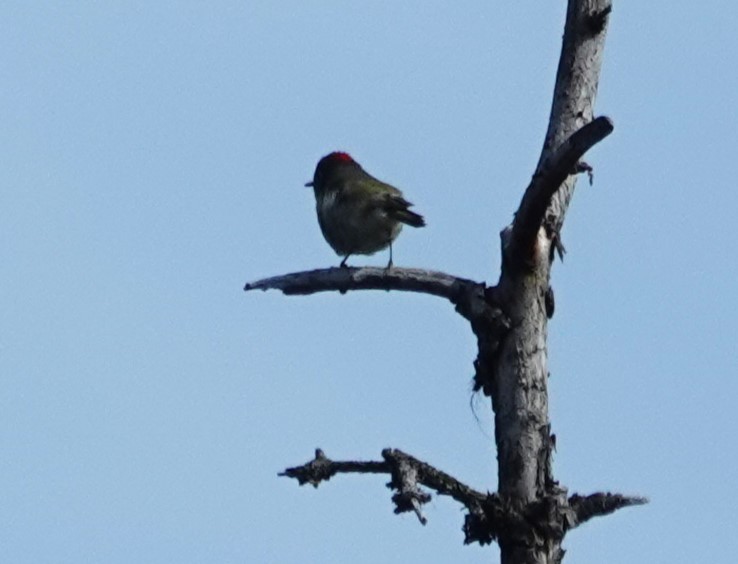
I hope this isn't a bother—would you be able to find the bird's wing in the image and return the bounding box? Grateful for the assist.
[340,176,426,227]
[380,192,425,228]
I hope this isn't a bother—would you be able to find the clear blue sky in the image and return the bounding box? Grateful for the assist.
[2,2,737,563]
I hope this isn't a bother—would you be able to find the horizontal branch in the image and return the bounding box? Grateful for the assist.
[280,448,491,532]
[244,266,502,325]
[509,116,614,265]
[279,448,389,487]
[245,266,474,299]
[567,492,649,528]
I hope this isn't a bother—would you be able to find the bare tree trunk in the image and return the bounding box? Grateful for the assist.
[489,2,614,562]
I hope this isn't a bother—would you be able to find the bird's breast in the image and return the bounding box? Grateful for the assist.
[316,191,338,218]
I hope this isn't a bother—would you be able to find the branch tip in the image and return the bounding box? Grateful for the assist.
[569,492,648,528]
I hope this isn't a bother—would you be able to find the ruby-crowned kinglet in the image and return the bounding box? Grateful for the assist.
[305,152,425,267]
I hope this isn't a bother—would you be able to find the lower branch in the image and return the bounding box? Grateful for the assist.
[279,448,389,487]
[280,448,489,530]
[279,449,647,548]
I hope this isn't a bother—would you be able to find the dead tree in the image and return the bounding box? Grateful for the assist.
[244,1,645,562]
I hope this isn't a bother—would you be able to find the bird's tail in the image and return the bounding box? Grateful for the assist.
[395,209,426,228]
[386,195,426,228]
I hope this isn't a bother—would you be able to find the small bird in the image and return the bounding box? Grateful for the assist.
[305,152,425,268]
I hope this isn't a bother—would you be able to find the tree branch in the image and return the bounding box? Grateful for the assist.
[568,492,649,528]
[280,448,490,531]
[278,448,390,487]
[245,266,474,301]
[279,449,647,549]
[509,117,613,265]
[245,266,506,326]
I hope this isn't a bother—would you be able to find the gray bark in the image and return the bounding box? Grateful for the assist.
[489,3,616,562]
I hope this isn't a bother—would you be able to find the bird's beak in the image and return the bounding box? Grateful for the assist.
[304,181,314,187]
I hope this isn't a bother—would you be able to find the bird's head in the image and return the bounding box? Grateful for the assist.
[305,152,361,193]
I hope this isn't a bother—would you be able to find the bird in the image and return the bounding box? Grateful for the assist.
[305,152,425,268]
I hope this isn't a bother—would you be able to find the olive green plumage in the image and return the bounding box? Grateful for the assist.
[306,152,425,267]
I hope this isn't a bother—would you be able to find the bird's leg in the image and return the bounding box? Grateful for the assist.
[340,254,351,268]
[386,242,394,269]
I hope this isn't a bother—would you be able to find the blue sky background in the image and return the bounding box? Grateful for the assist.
[2,2,737,563]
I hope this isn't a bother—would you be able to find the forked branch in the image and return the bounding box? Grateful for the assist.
[509,117,614,265]
[280,448,488,528]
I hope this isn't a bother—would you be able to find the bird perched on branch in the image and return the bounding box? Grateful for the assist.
[305,152,425,268]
